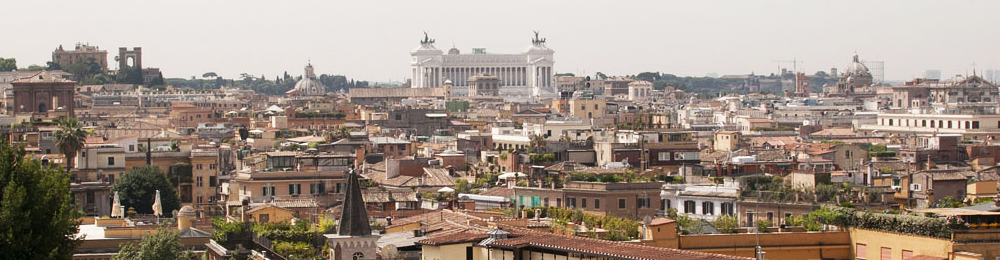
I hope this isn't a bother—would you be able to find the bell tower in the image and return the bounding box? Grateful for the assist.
[325,167,379,260]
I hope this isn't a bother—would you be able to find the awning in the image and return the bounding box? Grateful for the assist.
[498,172,526,180]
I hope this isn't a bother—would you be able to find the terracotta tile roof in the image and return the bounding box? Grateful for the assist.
[362,188,418,203]
[648,217,675,226]
[387,209,483,230]
[272,199,319,208]
[84,137,105,144]
[809,128,855,137]
[482,229,750,260]
[414,229,489,246]
[479,186,514,197]
[11,71,75,83]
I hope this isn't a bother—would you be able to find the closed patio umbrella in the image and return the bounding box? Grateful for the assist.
[152,190,163,217]
[111,191,122,218]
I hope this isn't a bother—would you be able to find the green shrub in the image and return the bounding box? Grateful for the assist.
[755,219,773,233]
[713,215,739,234]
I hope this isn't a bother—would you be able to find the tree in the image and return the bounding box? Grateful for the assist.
[112,227,197,260]
[713,215,739,234]
[45,61,61,71]
[54,118,86,171]
[149,72,165,86]
[0,139,82,259]
[0,57,15,71]
[453,179,474,195]
[529,135,547,153]
[636,72,662,82]
[116,66,144,85]
[202,72,218,78]
[112,166,181,217]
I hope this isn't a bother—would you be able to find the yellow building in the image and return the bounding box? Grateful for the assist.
[714,131,741,152]
[569,98,606,119]
[246,204,295,223]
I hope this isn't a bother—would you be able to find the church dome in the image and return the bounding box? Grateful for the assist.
[291,63,326,96]
[448,47,460,55]
[843,53,871,77]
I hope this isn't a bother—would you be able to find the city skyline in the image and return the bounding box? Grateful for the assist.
[3,0,1000,82]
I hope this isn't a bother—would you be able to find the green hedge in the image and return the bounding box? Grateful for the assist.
[532,207,640,241]
[828,207,953,238]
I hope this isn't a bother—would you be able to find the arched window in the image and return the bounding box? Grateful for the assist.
[353,252,365,260]
[38,103,47,113]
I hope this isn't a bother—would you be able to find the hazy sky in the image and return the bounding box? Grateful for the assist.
[4,0,999,82]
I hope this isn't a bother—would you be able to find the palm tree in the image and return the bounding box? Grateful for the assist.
[54,118,87,171]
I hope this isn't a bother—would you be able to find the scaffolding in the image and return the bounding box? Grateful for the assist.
[863,60,885,84]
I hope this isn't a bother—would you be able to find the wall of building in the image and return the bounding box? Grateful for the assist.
[420,243,474,260]
[848,228,952,260]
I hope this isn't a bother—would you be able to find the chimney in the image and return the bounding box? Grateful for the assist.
[240,198,249,222]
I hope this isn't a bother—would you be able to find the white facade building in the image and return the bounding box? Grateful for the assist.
[660,184,739,221]
[410,32,555,100]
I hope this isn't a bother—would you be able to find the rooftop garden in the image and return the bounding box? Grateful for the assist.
[212,217,336,260]
[512,207,640,241]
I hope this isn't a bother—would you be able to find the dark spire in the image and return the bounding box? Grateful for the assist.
[338,167,371,236]
[146,138,151,165]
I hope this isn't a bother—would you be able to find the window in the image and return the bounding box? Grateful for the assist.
[544,197,549,207]
[658,152,671,161]
[594,104,599,110]
[594,199,600,209]
[684,200,696,214]
[466,247,473,260]
[766,212,774,223]
[638,197,650,208]
[129,144,135,152]
[86,191,95,204]
[880,247,890,260]
[973,121,980,129]
[619,198,626,209]
[288,184,301,195]
[107,157,115,166]
[196,176,203,187]
[209,176,217,187]
[197,196,203,204]
[856,243,867,259]
[210,164,216,170]
[556,198,562,207]
[581,198,588,208]
[259,214,270,223]
[721,202,734,216]
[901,250,912,259]
[581,105,586,110]
[567,197,576,208]
[194,164,201,170]
[702,201,714,215]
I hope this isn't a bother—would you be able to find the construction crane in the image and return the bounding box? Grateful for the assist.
[772,58,805,92]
